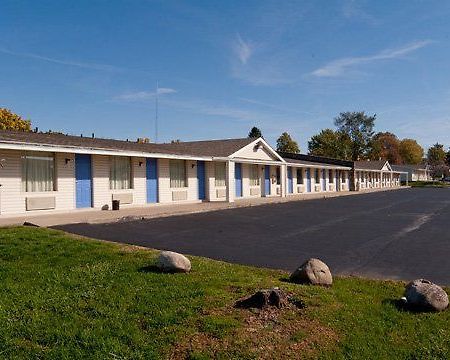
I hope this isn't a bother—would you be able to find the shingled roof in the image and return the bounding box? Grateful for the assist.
[0,130,256,158]
[354,160,389,170]
[279,151,353,168]
[157,138,256,157]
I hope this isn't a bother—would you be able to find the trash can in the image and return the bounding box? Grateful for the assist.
[112,200,120,211]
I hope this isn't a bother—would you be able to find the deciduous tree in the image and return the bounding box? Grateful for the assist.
[427,143,446,165]
[0,108,31,131]
[369,132,402,164]
[399,138,424,165]
[308,129,351,160]
[276,132,300,153]
[334,111,375,160]
[427,143,448,179]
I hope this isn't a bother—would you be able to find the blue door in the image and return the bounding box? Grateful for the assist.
[264,166,271,196]
[287,167,293,194]
[75,154,92,208]
[234,163,242,197]
[335,170,339,191]
[322,169,327,191]
[235,163,242,197]
[197,161,206,200]
[146,158,158,203]
[306,168,311,192]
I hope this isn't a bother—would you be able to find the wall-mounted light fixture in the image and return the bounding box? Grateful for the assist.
[139,161,143,167]
[65,158,73,165]
[0,159,5,168]
[191,163,196,168]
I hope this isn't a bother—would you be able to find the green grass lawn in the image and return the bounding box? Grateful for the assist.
[0,227,448,359]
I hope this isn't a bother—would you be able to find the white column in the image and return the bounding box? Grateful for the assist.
[226,160,235,203]
[280,164,287,197]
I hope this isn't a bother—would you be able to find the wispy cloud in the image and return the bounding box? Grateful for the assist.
[341,0,378,25]
[232,33,253,65]
[238,97,323,117]
[115,88,177,101]
[311,40,434,78]
[0,46,140,73]
[230,36,295,86]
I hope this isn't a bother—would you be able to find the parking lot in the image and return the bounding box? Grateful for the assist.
[56,188,450,285]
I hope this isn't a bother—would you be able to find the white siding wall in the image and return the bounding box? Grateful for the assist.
[206,161,227,201]
[241,163,260,198]
[0,150,75,215]
[92,155,146,209]
[158,158,199,204]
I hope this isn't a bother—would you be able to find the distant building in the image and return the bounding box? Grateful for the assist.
[391,164,431,182]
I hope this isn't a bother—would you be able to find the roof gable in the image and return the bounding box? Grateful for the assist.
[230,138,285,162]
[354,160,392,171]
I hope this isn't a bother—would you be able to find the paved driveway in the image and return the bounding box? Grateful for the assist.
[55,188,450,285]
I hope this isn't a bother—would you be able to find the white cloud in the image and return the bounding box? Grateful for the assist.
[311,40,434,78]
[230,38,295,86]
[341,0,378,25]
[233,33,253,65]
[116,88,177,101]
[0,47,131,73]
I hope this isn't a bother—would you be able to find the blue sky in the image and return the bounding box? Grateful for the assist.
[1,0,449,151]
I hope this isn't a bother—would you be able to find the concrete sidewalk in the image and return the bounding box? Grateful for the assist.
[0,187,408,227]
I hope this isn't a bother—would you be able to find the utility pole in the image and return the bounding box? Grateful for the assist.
[155,80,159,143]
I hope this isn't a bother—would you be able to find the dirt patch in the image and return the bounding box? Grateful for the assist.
[169,303,338,359]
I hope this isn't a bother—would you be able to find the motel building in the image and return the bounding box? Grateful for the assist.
[354,160,403,190]
[0,130,403,217]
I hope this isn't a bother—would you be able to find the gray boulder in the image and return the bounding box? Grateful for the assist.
[157,251,191,273]
[290,258,332,286]
[404,279,448,312]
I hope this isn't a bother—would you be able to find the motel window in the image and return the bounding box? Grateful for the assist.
[215,162,226,187]
[315,169,320,182]
[249,165,260,186]
[296,169,303,184]
[329,169,333,182]
[21,152,55,192]
[110,156,132,190]
[276,168,281,185]
[170,159,187,188]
